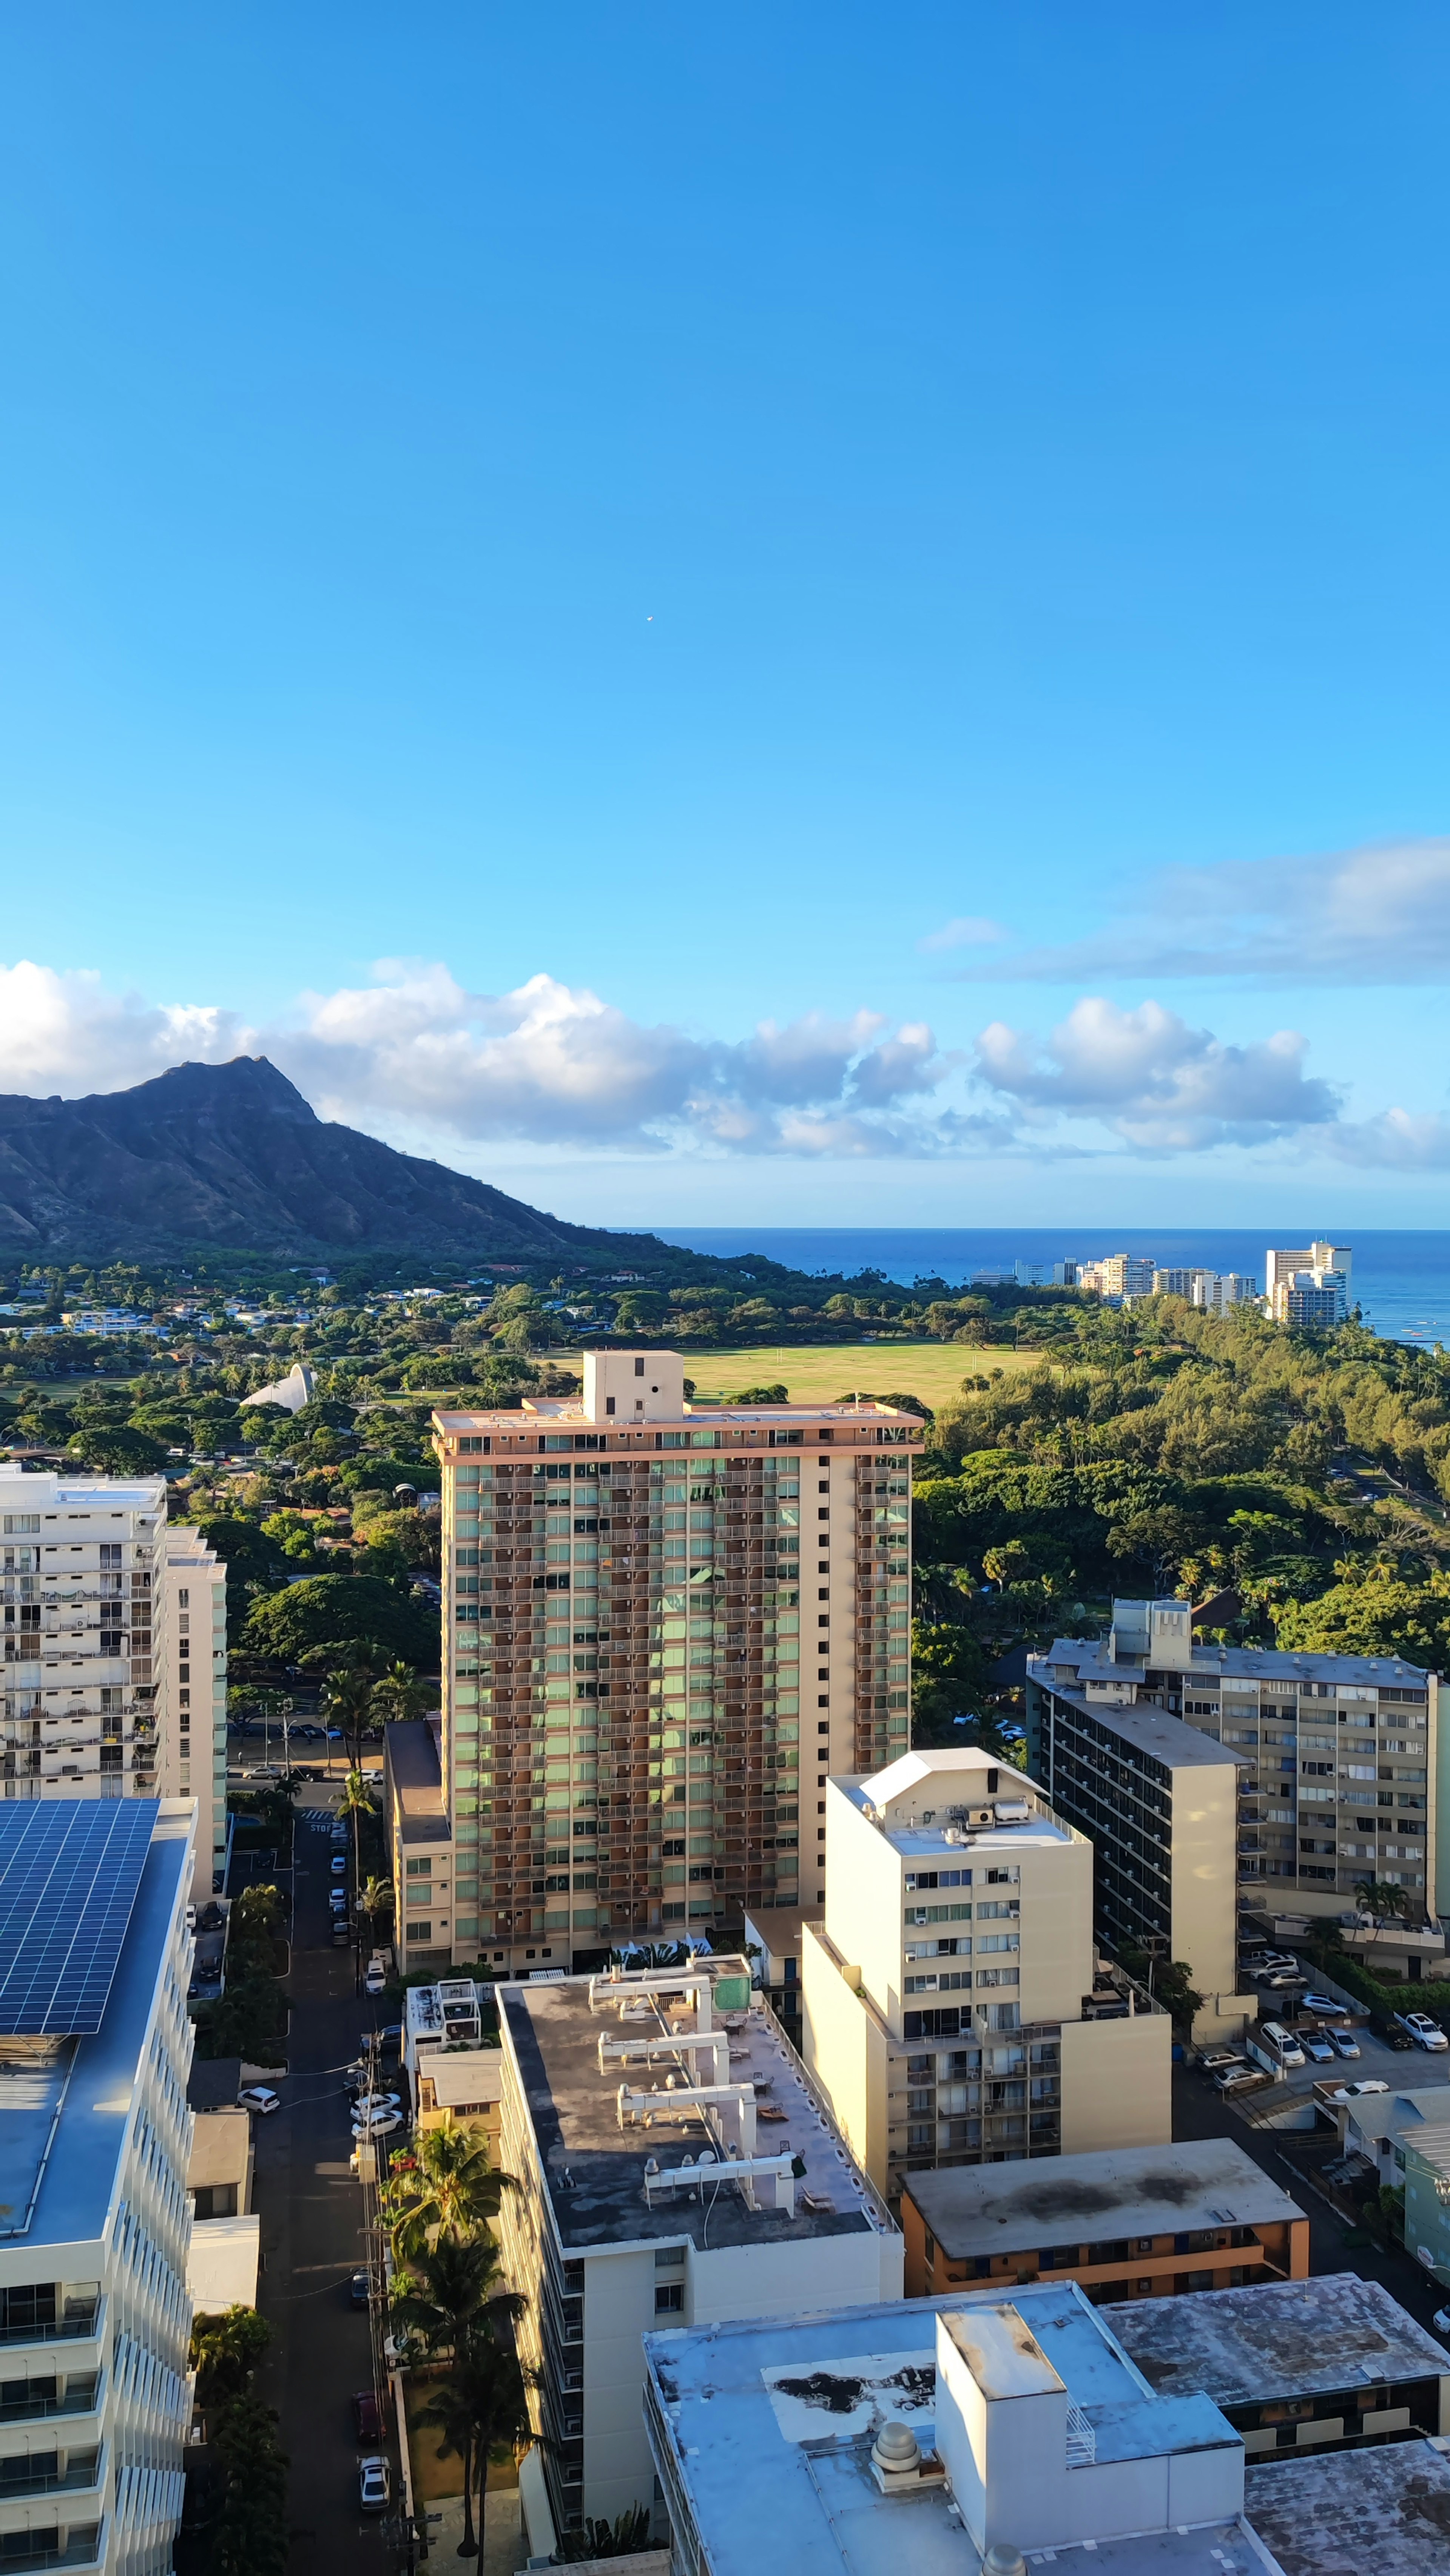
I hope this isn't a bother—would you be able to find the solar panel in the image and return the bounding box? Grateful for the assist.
[0,1799,160,2035]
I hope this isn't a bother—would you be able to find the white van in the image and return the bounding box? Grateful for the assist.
[1255,2019,1306,2070]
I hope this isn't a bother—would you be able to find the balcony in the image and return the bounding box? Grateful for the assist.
[0,2303,100,2354]
[0,2453,101,2500]
[0,2529,102,2573]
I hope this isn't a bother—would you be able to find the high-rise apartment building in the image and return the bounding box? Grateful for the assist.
[801,1746,1171,2200]
[1269,1270,1349,1327]
[1152,1270,1259,1310]
[1264,1239,1352,1301]
[409,1353,922,1976]
[1027,1597,1441,1935]
[1,1468,171,1816]
[161,1530,228,1897]
[0,1797,197,2576]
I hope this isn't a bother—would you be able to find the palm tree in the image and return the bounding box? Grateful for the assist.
[357,1874,395,1948]
[388,2120,515,2258]
[322,1657,378,1768]
[1354,1876,1411,1942]
[336,1767,377,1945]
[414,2338,531,2560]
[389,2231,522,2358]
[372,1660,432,1727]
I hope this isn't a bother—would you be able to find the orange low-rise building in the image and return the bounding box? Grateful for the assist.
[902,2136,1308,2303]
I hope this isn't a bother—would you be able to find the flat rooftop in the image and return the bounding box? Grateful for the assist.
[645,2288,1246,2576]
[1036,1637,1431,1691]
[844,1746,1078,1857]
[418,2045,503,2110]
[2,1811,190,2247]
[902,2138,1303,2257]
[433,1400,920,1431]
[1245,2438,1450,2576]
[386,1717,450,1847]
[501,1959,895,2255]
[1103,2273,1447,2407]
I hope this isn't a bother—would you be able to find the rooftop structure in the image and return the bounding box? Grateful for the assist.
[1026,1597,1440,1949]
[0,1797,196,2576]
[1103,2273,1449,2456]
[495,1952,901,2538]
[428,1352,923,1977]
[0,1465,171,1812]
[1243,2440,1450,2576]
[900,2138,1307,2304]
[802,1745,1170,2198]
[642,2283,1251,2576]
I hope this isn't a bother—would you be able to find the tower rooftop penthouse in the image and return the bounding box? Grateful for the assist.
[390,1352,922,1979]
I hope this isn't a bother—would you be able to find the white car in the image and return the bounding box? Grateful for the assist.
[330,1854,348,1876]
[364,1961,386,1996]
[358,2456,390,2513]
[352,2111,402,2140]
[353,2092,401,2115]
[329,1889,349,1910]
[1397,2011,1449,2051]
[1340,2077,1390,2096]
[237,2086,281,2116]
[1434,2307,1450,2339]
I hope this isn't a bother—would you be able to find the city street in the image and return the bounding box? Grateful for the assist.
[245,1792,398,2576]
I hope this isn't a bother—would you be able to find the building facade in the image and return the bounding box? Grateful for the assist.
[1027,1597,1441,1943]
[161,1529,227,1898]
[0,1798,197,2576]
[495,1953,901,2542]
[1,1468,170,1814]
[422,1353,922,1976]
[899,2138,1308,2303]
[801,1746,1171,2199]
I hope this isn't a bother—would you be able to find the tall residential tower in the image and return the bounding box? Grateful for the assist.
[387,1353,922,1975]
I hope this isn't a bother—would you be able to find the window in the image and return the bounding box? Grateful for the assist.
[635,1358,645,1377]
[406,1858,432,1877]
[654,2284,683,2313]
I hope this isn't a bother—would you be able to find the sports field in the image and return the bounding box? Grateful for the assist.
[682,1341,1043,1410]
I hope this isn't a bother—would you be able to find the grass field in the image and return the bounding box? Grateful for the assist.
[682,1341,1045,1410]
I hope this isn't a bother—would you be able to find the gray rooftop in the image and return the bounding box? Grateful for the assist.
[385,1716,450,1846]
[1244,2439,1450,2576]
[1103,2273,1448,2407]
[1037,1636,1430,1690]
[902,2138,1303,2257]
[501,1961,893,2255]
[1032,1675,1245,1772]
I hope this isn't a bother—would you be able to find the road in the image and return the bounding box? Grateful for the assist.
[247,1795,399,2576]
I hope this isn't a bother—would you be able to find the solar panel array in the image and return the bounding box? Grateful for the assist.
[0,1798,159,2034]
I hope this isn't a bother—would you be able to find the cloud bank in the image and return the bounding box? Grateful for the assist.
[0,954,1435,1167]
[944,837,1450,986]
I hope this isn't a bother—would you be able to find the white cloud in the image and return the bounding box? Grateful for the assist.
[918,915,1007,954]
[1325,1108,1450,1170]
[0,961,251,1094]
[948,837,1450,985]
[973,996,1341,1151]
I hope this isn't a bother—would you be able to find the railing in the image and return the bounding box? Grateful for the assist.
[0,2452,100,2497]
[1065,2402,1095,2467]
[0,2528,103,2573]
[0,2308,99,2348]
[0,2379,99,2426]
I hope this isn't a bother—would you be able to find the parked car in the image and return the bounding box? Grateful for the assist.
[237,2086,281,2116]
[1327,2027,1361,2059]
[353,2091,401,2115]
[331,1855,348,1875]
[378,2024,403,2054]
[352,2110,402,2140]
[1300,1993,1349,2019]
[1215,2064,1265,2093]
[364,1960,387,1996]
[1259,1970,1307,1991]
[1341,2078,1390,2096]
[1299,2030,1336,2064]
[197,1902,225,1932]
[1256,2020,1307,2070]
[329,1889,349,1910]
[358,2457,390,2513]
[1396,2010,1449,2051]
[350,2270,371,2309]
[353,2389,381,2442]
[1198,2049,1243,2073]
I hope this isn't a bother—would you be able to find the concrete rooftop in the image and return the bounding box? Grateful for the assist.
[1038,1636,1431,1690]
[903,2139,1303,2258]
[1103,2274,1448,2408]
[501,1962,893,2254]
[1244,2439,1450,2576]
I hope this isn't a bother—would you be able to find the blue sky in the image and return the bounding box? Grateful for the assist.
[3,3,1450,1224]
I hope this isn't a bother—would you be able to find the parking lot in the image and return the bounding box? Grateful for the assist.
[1207,1951,1450,2113]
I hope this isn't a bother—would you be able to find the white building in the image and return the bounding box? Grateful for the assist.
[1,1468,170,1812]
[496,1951,901,2545]
[239,1363,315,1416]
[0,1797,197,2576]
[161,1530,228,1897]
[1265,1239,1352,1302]
[801,1746,1171,2199]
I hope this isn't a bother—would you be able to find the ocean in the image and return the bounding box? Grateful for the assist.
[652,1227,1450,1351]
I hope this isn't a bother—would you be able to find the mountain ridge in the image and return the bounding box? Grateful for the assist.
[0,1057,658,1262]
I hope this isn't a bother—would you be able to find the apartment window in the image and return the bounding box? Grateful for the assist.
[653,2284,684,2314]
[406,1858,432,1877]
[635,1358,645,1377]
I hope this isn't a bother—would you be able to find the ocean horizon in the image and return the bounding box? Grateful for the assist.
[653,1226,1450,1351]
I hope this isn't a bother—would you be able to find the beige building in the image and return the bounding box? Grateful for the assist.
[419,1351,922,1977]
[1,1464,170,1814]
[162,1527,228,1897]
[494,1951,901,2542]
[1028,1596,1440,1937]
[801,1745,1171,2200]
